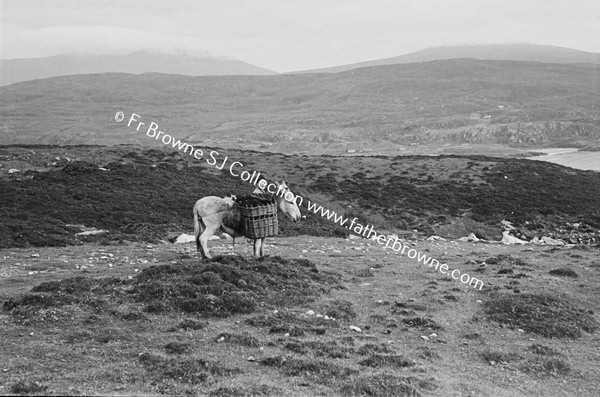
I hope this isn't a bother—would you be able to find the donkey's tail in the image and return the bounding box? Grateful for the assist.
[193,205,202,250]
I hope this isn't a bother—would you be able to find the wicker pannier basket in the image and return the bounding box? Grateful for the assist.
[239,201,278,239]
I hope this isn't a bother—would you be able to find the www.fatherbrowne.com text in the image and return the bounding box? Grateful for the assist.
[116,111,484,290]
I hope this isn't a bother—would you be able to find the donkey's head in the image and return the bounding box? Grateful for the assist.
[273,181,301,222]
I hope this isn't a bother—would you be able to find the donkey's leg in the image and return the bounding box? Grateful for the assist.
[194,214,206,254]
[199,217,220,260]
[253,238,261,257]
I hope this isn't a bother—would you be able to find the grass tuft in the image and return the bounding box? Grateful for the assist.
[341,374,437,397]
[358,354,415,368]
[484,293,598,338]
[549,268,579,278]
[10,381,48,395]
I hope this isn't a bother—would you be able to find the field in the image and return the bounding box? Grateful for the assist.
[1,145,600,396]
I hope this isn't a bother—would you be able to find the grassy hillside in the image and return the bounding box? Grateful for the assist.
[1,145,600,248]
[0,59,598,153]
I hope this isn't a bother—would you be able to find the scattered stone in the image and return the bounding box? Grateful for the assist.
[420,335,429,341]
[247,356,256,362]
[458,233,480,242]
[501,231,527,245]
[541,236,565,246]
[349,325,362,333]
[174,234,196,244]
[427,235,446,241]
[306,310,315,316]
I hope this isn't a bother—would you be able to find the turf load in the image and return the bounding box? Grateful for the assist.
[235,195,278,239]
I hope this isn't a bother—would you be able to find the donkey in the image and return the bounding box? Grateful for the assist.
[193,181,301,259]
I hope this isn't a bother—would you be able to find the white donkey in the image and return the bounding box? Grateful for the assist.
[193,181,301,259]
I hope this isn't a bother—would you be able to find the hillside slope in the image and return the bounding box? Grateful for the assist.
[1,145,599,248]
[0,59,598,152]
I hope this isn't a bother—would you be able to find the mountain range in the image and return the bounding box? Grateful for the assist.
[292,43,600,74]
[2,44,599,87]
[0,50,275,86]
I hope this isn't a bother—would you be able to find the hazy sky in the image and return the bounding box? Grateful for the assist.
[1,0,599,72]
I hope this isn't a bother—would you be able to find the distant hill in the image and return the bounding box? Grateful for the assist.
[294,43,600,74]
[0,59,598,153]
[0,50,275,86]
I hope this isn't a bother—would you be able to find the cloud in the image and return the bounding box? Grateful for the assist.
[1,24,229,59]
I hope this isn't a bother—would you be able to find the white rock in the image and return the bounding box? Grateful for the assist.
[429,333,437,338]
[420,335,429,341]
[173,233,196,244]
[349,325,362,332]
[316,314,323,318]
[426,235,446,241]
[501,231,527,245]
[306,310,315,316]
[541,236,565,245]
[8,169,20,174]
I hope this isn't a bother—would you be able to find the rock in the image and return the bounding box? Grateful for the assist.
[348,234,361,240]
[501,231,527,245]
[306,310,315,316]
[247,356,256,362]
[420,335,429,341]
[501,220,515,229]
[76,228,109,236]
[349,325,362,333]
[316,314,323,318]
[427,235,446,241]
[460,233,480,242]
[8,169,20,174]
[217,337,225,343]
[541,236,565,245]
[429,333,437,338]
[174,233,196,244]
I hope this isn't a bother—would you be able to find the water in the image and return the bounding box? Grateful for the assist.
[529,148,600,172]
